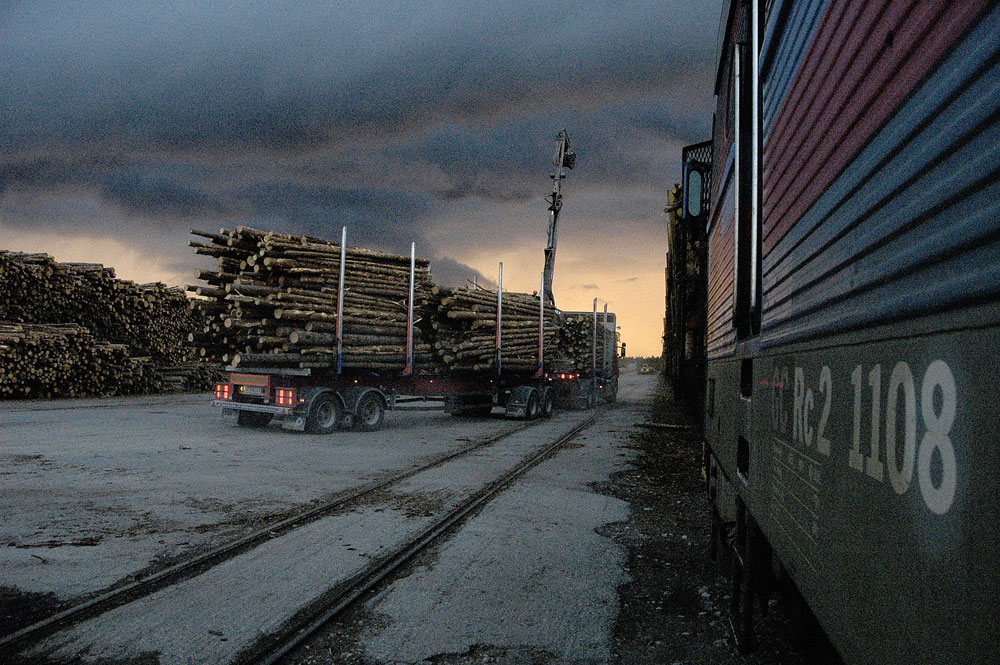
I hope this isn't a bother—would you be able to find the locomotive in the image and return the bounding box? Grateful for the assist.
[670,1,1000,662]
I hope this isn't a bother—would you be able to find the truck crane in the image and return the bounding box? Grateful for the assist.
[541,129,575,307]
[537,130,620,406]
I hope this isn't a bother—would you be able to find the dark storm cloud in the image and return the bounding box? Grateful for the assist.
[383,96,711,207]
[388,124,541,202]
[100,172,234,218]
[1,1,716,156]
[430,257,498,291]
[0,155,126,196]
[233,182,432,254]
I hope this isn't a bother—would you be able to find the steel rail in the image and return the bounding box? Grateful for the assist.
[0,418,544,656]
[241,413,599,665]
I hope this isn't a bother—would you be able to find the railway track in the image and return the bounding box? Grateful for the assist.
[241,414,597,665]
[2,409,603,663]
[0,417,542,657]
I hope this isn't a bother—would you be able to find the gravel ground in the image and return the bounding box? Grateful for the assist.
[597,379,822,665]
[0,394,526,636]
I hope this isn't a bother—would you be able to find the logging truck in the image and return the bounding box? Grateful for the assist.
[211,312,619,433]
[208,130,620,431]
[547,307,620,409]
[210,243,620,431]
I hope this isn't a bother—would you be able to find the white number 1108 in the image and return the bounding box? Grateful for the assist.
[849,360,957,515]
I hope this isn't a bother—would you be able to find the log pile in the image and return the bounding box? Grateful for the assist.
[188,227,440,371]
[0,251,217,399]
[188,227,621,379]
[2,229,617,399]
[156,362,227,393]
[0,251,202,364]
[0,323,156,398]
[556,314,613,376]
[426,286,557,373]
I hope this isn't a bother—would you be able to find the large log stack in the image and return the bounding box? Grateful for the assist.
[556,314,613,376]
[1,228,616,400]
[425,286,558,374]
[0,251,204,364]
[188,227,440,371]
[0,251,218,399]
[188,227,574,376]
[0,324,156,398]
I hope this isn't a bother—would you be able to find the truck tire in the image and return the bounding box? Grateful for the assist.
[306,393,339,434]
[541,387,555,418]
[237,410,272,428]
[355,393,385,431]
[525,391,540,420]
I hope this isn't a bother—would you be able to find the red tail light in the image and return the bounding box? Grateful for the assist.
[275,387,296,406]
[214,383,231,400]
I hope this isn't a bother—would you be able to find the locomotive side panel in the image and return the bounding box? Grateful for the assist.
[752,319,1000,664]
[702,0,1000,661]
[705,187,739,478]
[705,87,738,472]
[704,6,741,473]
[760,0,999,347]
[706,189,737,360]
[760,0,826,137]
[705,358,743,494]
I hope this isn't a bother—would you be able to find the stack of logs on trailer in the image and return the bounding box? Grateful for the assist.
[0,251,221,398]
[188,227,438,371]
[427,287,556,373]
[189,226,607,377]
[557,314,613,376]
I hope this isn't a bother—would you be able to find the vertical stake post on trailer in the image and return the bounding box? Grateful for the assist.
[535,271,544,378]
[403,242,415,377]
[496,262,503,377]
[603,304,608,374]
[336,226,346,375]
[592,298,598,398]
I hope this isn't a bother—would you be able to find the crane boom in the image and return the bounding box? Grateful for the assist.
[542,129,574,307]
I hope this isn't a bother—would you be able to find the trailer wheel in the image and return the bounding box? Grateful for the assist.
[237,410,272,428]
[306,393,340,434]
[355,393,385,431]
[541,387,555,418]
[525,391,540,420]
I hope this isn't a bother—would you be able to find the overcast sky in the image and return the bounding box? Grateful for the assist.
[1,1,722,356]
